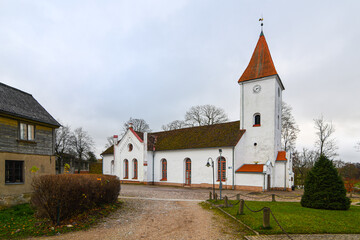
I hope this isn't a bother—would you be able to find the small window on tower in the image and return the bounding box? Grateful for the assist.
[278,88,281,97]
[253,114,261,127]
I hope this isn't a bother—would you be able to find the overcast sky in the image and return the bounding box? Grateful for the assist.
[1,1,359,162]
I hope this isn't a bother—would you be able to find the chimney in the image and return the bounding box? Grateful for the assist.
[113,135,118,145]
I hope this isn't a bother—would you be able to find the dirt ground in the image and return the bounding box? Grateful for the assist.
[31,184,251,240]
[29,184,360,240]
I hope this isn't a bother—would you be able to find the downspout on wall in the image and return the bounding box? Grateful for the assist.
[232,146,235,190]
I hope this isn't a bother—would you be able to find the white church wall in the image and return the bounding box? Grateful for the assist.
[235,173,264,190]
[102,154,113,175]
[114,130,145,181]
[239,76,282,166]
[150,147,234,187]
[273,161,286,189]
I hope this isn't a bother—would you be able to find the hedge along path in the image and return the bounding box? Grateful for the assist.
[31,198,248,240]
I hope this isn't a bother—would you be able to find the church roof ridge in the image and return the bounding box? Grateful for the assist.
[238,31,278,83]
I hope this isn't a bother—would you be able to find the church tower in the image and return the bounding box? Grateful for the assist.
[238,30,284,166]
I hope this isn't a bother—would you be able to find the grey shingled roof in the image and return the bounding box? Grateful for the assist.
[0,82,60,127]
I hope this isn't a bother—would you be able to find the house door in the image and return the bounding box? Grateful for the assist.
[185,159,191,185]
[267,174,271,191]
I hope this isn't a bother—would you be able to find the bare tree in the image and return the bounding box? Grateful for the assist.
[292,148,317,186]
[71,127,94,173]
[123,117,151,134]
[104,136,114,149]
[162,120,187,131]
[314,115,338,159]
[184,105,228,127]
[55,124,72,173]
[281,102,300,151]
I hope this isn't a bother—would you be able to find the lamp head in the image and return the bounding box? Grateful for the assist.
[219,149,222,154]
[206,161,211,167]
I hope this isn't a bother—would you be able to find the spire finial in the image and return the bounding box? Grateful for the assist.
[259,15,264,34]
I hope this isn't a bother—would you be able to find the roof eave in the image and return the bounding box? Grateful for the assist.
[0,110,60,128]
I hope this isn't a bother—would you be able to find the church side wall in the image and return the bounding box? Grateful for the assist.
[150,147,234,187]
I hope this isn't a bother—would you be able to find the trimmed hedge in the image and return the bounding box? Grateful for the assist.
[89,162,103,174]
[31,174,120,223]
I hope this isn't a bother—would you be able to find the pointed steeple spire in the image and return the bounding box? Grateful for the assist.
[238,31,278,83]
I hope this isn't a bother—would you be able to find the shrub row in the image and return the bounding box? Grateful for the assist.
[31,174,120,223]
[89,162,103,174]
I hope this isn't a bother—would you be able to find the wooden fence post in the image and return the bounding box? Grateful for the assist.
[238,199,244,215]
[224,196,228,207]
[263,207,271,228]
[272,194,276,202]
[209,191,212,200]
[214,193,218,201]
[236,194,240,200]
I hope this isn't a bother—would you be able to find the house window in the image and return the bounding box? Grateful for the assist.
[253,114,261,127]
[5,160,24,184]
[128,144,133,152]
[133,159,138,179]
[217,157,226,181]
[161,159,167,181]
[20,123,35,141]
[124,159,129,179]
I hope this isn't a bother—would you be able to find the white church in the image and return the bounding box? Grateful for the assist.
[101,30,294,191]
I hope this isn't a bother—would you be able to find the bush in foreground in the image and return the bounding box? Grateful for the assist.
[301,154,350,210]
[31,174,120,223]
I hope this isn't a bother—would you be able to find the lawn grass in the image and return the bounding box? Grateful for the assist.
[0,201,122,239]
[209,200,360,235]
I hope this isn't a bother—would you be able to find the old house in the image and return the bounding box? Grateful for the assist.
[0,82,60,205]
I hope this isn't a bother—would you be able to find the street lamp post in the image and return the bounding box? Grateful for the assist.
[219,149,223,200]
[206,157,215,199]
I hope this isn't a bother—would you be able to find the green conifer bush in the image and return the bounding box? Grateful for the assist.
[301,154,350,210]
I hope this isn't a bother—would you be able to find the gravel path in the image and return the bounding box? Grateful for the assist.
[32,184,248,240]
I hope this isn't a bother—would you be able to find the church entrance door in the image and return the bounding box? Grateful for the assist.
[185,158,191,185]
[267,174,271,191]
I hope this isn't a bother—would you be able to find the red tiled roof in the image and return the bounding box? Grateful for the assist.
[276,151,287,161]
[236,164,264,173]
[238,31,278,83]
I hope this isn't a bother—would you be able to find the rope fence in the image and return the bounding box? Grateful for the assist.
[209,192,294,240]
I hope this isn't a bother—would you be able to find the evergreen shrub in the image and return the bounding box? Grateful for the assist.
[301,154,350,210]
[31,174,120,223]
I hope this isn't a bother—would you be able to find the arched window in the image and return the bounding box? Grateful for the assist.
[185,158,191,185]
[128,143,133,152]
[124,159,129,179]
[133,159,137,179]
[254,113,261,127]
[217,157,226,181]
[161,159,167,181]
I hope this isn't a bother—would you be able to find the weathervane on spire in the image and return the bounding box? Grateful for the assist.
[259,16,264,32]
